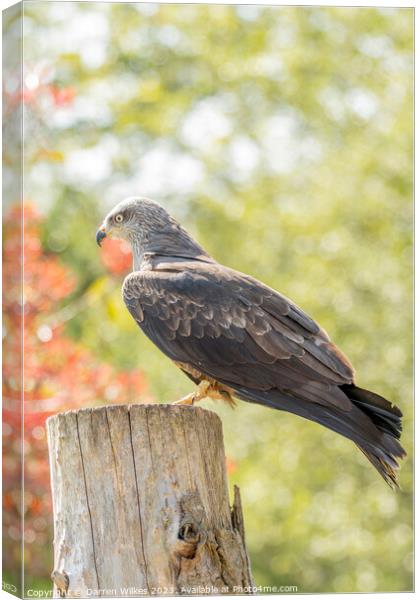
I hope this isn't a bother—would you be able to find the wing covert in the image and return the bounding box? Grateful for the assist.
[123,262,355,410]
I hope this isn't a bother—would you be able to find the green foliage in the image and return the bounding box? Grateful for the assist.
[24,3,412,592]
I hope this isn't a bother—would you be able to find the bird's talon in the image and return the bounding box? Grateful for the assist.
[172,394,195,406]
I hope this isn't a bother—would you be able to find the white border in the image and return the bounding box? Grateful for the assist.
[0,1,415,599]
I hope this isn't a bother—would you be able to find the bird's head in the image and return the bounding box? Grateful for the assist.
[96,196,173,247]
[96,196,211,268]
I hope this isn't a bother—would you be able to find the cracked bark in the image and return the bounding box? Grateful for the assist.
[47,405,254,597]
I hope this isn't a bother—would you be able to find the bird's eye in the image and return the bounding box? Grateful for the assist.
[115,214,124,223]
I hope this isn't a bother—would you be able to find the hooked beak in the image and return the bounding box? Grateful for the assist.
[96,226,107,247]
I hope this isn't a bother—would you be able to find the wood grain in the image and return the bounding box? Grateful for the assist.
[47,404,254,597]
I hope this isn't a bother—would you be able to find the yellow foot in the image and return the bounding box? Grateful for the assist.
[172,380,211,406]
[173,393,195,406]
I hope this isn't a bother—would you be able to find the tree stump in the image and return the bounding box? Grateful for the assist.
[46,404,254,597]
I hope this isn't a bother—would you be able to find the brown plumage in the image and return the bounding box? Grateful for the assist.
[97,197,406,488]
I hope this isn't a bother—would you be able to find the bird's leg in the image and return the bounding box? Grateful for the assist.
[172,380,211,406]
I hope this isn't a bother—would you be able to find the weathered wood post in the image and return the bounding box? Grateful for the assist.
[46,404,254,597]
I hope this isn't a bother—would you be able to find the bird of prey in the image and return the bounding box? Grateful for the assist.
[96,197,405,487]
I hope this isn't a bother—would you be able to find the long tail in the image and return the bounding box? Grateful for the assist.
[341,384,406,488]
[233,383,406,488]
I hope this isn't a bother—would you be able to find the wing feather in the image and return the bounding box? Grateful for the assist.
[123,263,355,412]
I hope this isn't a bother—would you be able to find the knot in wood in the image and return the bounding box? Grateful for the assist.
[173,492,206,560]
[178,522,200,544]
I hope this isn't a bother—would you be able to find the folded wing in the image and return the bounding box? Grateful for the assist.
[123,262,353,395]
[123,261,405,486]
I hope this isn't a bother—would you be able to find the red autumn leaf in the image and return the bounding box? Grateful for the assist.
[46,84,76,106]
[100,236,133,274]
[3,202,150,575]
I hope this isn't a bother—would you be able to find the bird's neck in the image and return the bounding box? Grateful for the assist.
[131,232,213,271]
[132,243,144,271]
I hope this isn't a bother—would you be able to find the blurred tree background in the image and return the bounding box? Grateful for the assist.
[5,2,413,593]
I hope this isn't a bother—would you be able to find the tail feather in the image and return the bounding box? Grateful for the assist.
[340,384,402,438]
[341,384,406,489]
[356,445,402,489]
[233,383,406,488]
